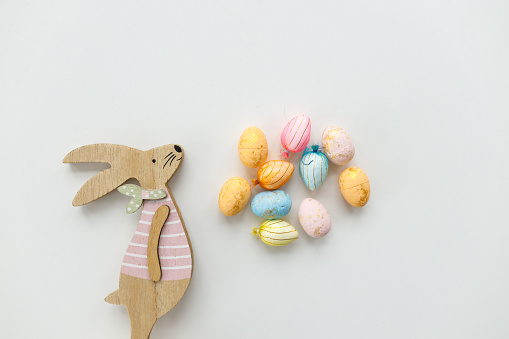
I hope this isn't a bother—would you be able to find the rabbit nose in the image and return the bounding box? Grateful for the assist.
[174,145,182,153]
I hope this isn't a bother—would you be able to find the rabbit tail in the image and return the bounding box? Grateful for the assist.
[104,284,156,339]
[105,273,191,338]
[105,290,121,305]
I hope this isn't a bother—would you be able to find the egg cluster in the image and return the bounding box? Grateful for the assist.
[218,114,370,247]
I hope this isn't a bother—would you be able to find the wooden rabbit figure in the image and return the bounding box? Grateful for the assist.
[64,144,193,339]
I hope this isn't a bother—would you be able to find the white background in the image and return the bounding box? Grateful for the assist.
[1,1,508,338]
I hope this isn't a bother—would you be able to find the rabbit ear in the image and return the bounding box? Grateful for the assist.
[63,144,142,206]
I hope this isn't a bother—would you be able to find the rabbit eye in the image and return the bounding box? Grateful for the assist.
[152,159,156,163]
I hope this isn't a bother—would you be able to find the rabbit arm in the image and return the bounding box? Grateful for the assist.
[147,205,170,282]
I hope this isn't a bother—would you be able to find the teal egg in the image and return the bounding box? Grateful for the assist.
[299,146,329,190]
[251,190,292,219]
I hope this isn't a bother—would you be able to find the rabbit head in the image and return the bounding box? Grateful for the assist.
[64,143,184,206]
[140,144,183,189]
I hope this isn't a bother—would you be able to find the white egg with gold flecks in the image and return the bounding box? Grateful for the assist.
[321,126,355,165]
[298,198,331,238]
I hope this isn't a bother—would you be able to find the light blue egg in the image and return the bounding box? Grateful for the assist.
[251,190,292,219]
[299,146,329,190]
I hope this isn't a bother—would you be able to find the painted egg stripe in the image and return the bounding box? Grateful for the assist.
[265,161,289,181]
[280,119,294,150]
[262,226,296,233]
[266,164,292,188]
[261,223,293,229]
[260,225,297,233]
[294,118,311,151]
[260,226,297,236]
[299,152,329,190]
[281,115,311,152]
[257,161,293,189]
[294,117,310,150]
[260,229,297,234]
[262,225,291,230]
[260,238,298,246]
[287,116,305,149]
[301,153,313,189]
[261,238,294,246]
[311,158,315,189]
[260,235,298,243]
[260,162,279,184]
[260,235,298,241]
[260,232,298,241]
[284,116,301,148]
[260,225,296,232]
[262,163,276,180]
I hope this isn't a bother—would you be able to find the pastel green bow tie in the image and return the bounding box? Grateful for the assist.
[117,184,167,214]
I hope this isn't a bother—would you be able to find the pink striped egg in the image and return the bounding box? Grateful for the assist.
[281,114,311,153]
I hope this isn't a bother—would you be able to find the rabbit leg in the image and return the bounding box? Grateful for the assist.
[155,278,191,318]
[119,274,157,339]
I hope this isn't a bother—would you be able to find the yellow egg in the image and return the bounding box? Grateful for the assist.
[257,160,294,190]
[339,167,370,207]
[218,177,251,216]
[238,126,268,168]
[253,219,298,246]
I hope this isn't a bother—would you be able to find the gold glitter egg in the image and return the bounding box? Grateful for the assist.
[238,126,268,168]
[218,177,251,216]
[339,167,370,207]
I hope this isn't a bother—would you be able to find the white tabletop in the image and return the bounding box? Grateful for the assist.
[1,1,508,338]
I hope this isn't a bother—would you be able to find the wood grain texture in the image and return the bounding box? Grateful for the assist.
[63,144,141,206]
[63,143,184,205]
[65,143,192,339]
[147,205,170,282]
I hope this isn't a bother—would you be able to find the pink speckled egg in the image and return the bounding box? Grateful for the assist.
[298,198,331,238]
[281,114,311,153]
[321,126,355,165]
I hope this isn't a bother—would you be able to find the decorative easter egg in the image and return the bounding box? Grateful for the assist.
[339,167,370,207]
[281,114,311,154]
[218,177,251,216]
[299,145,329,191]
[298,198,331,238]
[238,126,268,168]
[257,160,294,190]
[253,219,299,246]
[321,126,355,165]
[251,190,292,219]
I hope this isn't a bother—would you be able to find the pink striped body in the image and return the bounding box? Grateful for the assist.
[121,188,192,281]
[281,114,311,153]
